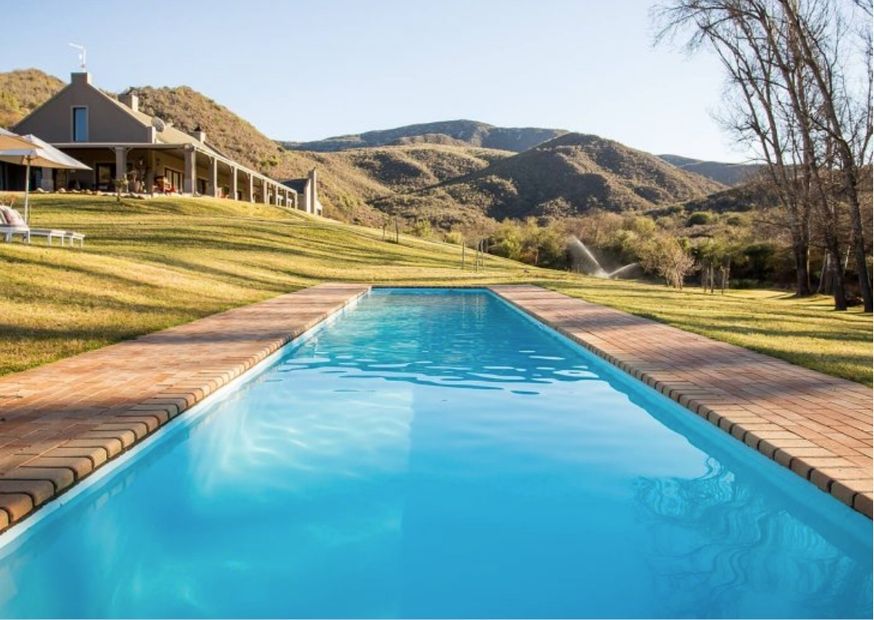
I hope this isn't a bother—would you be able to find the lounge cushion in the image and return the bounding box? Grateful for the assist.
[0,206,27,227]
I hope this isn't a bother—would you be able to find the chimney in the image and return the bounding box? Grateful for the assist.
[71,72,91,86]
[194,127,207,143]
[119,91,139,112]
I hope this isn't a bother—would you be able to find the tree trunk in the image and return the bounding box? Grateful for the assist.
[793,240,812,296]
[824,236,848,310]
[817,253,829,294]
[846,188,873,311]
[778,0,873,311]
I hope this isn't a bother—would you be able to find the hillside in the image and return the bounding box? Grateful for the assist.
[129,86,288,175]
[658,154,761,186]
[661,179,777,215]
[284,120,568,153]
[0,194,536,376]
[374,133,725,227]
[125,89,521,225]
[0,68,64,128]
[331,144,512,194]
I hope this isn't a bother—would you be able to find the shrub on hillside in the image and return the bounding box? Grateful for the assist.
[687,211,715,226]
[409,219,433,239]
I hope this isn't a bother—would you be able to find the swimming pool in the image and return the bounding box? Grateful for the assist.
[0,288,869,618]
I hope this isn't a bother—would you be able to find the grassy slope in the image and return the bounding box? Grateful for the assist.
[1,195,870,385]
[549,280,872,386]
[0,195,537,375]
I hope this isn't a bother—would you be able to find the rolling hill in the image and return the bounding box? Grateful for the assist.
[283,120,568,153]
[374,133,725,227]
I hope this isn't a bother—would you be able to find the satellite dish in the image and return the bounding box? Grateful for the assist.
[151,117,166,132]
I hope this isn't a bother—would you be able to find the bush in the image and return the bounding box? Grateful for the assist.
[443,230,464,245]
[637,233,697,288]
[687,211,715,226]
[742,242,777,281]
[409,219,433,239]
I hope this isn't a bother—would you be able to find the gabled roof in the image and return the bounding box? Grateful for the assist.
[13,74,226,159]
[103,93,227,158]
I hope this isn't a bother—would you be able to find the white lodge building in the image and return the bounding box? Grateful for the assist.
[11,71,320,214]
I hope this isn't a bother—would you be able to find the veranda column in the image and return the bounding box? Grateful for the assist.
[208,157,219,198]
[183,147,196,195]
[231,167,238,201]
[262,180,269,204]
[114,147,127,190]
[145,151,155,194]
[247,172,254,202]
[40,167,54,191]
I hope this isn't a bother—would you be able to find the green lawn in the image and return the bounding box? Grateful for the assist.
[1,194,870,385]
[548,280,873,386]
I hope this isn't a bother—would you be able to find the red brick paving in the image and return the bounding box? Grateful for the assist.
[0,283,369,532]
[491,284,873,518]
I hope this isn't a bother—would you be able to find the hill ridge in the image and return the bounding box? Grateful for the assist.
[283,119,569,153]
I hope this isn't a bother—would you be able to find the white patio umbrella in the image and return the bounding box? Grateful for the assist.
[0,131,91,224]
[0,127,37,150]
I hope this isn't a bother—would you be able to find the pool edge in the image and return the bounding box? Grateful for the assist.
[0,283,371,536]
[488,284,874,520]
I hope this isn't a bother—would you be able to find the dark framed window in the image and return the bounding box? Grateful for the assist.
[96,163,115,190]
[72,106,89,142]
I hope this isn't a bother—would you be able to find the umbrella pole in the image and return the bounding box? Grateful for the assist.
[23,159,31,225]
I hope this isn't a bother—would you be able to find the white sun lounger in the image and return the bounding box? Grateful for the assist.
[63,231,85,247]
[0,226,30,243]
[29,229,68,245]
[0,206,85,247]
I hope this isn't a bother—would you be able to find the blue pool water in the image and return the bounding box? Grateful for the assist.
[0,289,870,618]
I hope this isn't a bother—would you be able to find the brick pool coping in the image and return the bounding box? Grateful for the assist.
[490,285,873,518]
[0,283,370,533]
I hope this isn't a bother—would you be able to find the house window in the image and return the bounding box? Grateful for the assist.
[72,107,89,142]
[165,168,182,192]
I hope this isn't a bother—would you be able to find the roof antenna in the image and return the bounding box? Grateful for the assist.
[69,43,87,70]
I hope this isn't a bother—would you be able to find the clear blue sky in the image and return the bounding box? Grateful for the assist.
[1,0,748,161]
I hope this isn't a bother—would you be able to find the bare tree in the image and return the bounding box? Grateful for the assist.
[778,0,873,311]
[655,0,871,310]
[656,0,815,297]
